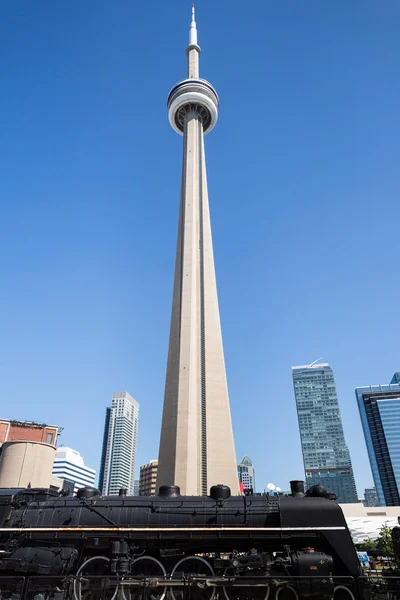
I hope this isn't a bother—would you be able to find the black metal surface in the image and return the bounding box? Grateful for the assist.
[0,483,378,600]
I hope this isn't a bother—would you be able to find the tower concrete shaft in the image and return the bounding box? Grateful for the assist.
[157,7,239,496]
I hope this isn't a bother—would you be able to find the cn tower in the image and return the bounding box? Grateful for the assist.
[157,6,239,496]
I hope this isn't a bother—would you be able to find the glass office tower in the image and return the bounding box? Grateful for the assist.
[292,362,358,503]
[356,374,400,506]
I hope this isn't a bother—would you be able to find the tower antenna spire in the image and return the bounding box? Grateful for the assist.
[189,3,197,44]
[187,3,200,77]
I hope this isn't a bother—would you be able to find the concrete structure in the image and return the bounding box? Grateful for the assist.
[0,441,55,488]
[238,455,256,492]
[133,479,139,495]
[99,392,139,495]
[293,361,358,503]
[356,374,400,506]
[0,419,60,447]
[52,447,96,494]
[157,7,239,496]
[139,459,158,496]
[49,474,64,490]
[340,503,400,544]
[364,487,379,507]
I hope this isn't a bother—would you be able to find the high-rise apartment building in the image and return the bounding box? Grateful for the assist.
[364,488,379,507]
[356,374,400,506]
[52,447,96,494]
[99,392,139,496]
[292,361,358,503]
[237,455,256,492]
[139,459,158,496]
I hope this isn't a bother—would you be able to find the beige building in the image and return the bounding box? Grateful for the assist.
[157,7,239,497]
[0,441,55,488]
[139,460,158,496]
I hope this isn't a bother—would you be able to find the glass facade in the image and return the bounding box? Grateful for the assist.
[237,455,256,492]
[292,362,358,503]
[356,376,400,506]
[364,487,379,507]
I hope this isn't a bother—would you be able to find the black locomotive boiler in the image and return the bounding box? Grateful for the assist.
[0,480,364,600]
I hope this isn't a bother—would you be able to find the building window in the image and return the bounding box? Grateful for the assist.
[46,433,53,444]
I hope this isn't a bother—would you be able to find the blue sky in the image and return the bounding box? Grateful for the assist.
[0,0,399,497]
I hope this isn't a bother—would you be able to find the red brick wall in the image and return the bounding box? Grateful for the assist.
[0,422,58,446]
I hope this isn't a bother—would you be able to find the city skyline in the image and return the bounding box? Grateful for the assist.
[0,1,399,496]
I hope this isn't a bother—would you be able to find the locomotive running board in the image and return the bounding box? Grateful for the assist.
[0,526,346,532]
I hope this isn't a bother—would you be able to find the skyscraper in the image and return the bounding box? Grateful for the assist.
[292,361,358,503]
[52,447,96,494]
[99,392,139,495]
[237,455,256,492]
[156,7,238,496]
[356,374,400,506]
[364,488,379,508]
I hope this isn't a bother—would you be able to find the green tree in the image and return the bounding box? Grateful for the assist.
[358,538,379,551]
[358,525,394,556]
[376,524,394,556]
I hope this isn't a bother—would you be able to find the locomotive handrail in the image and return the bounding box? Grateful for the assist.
[79,499,118,526]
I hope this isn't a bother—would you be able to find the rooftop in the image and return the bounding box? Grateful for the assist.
[0,418,61,431]
[292,363,330,370]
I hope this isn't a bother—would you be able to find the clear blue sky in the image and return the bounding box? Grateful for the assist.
[0,0,399,497]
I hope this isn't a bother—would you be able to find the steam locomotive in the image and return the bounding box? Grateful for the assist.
[0,480,392,600]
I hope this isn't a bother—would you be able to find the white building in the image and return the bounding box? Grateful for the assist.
[99,392,139,495]
[52,447,96,494]
[340,503,400,544]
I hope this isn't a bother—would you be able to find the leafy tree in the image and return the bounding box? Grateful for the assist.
[358,525,394,556]
[376,524,394,556]
[358,538,379,551]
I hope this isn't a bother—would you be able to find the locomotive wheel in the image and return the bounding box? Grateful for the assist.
[171,556,215,600]
[73,556,119,600]
[274,586,299,600]
[222,567,270,600]
[121,556,167,600]
[333,586,356,600]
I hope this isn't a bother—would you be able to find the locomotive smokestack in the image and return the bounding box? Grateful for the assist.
[290,480,305,496]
